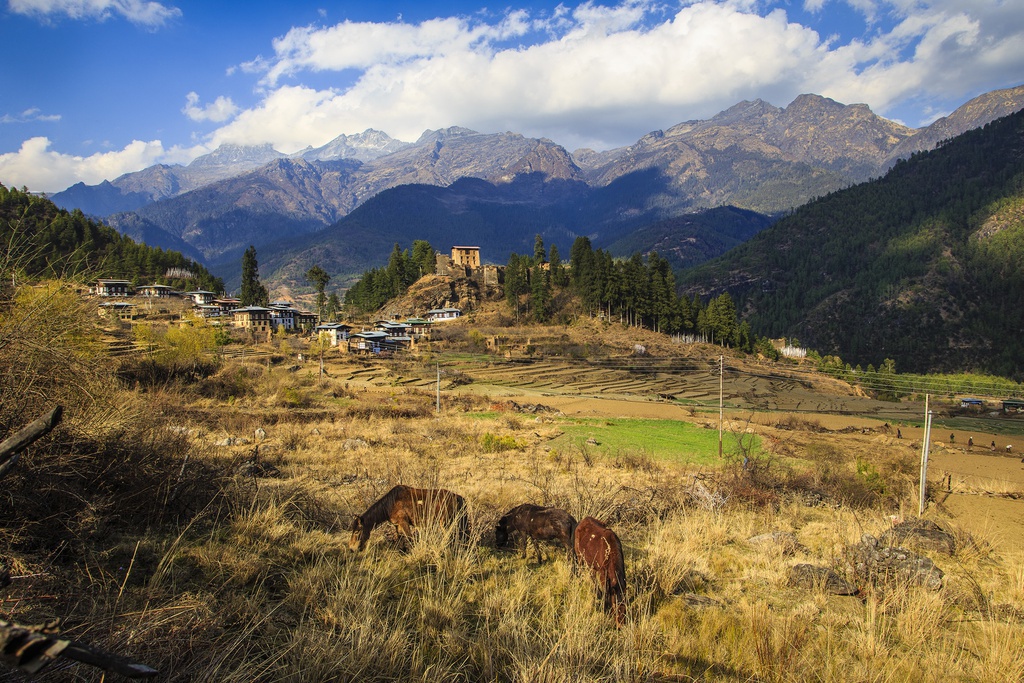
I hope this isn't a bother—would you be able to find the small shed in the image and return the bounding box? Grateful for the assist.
[1003,399,1024,414]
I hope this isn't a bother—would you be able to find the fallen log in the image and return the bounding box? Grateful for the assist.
[0,406,63,481]
[0,619,157,678]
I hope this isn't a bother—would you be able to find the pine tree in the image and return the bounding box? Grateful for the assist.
[240,245,269,307]
[305,265,330,320]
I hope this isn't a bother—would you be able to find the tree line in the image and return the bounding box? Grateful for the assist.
[508,235,778,356]
[344,241,436,313]
[0,184,223,293]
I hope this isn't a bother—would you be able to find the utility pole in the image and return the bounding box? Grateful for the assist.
[718,355,724,459]
[919,394,933,515]
[436,363,441,415]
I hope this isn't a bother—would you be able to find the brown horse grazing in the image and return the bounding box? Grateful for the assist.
[495,504,576,563]
[349,485,469,551]
[573,516,627,627]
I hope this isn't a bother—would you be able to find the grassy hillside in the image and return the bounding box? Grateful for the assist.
[680,109,1024,378]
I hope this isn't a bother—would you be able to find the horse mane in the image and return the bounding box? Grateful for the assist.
[360,485,407,529]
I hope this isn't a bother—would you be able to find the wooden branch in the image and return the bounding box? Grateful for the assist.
[0,619,157,678]
[0,405,63,481]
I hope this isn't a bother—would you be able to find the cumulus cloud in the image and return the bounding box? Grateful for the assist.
[0,137,169,193]
[206,0,1023,154]
[8,0,181,27]
[182,92,240,123]
[7,0,1024,190]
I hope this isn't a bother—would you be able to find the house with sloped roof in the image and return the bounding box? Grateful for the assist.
[94,279,133,297]
[232,306,273,332]
[427,307,462,322]
[314,322,352,346]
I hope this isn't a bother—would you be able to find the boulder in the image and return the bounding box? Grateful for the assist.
[842,534,944,591]
[787,564,858,595]
[879,519,956,556]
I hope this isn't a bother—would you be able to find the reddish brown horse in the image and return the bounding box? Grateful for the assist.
[574,516,627,627]
[349,485,469,551]
[495,503,576,563]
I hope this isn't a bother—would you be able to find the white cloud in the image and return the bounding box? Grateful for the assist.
[211,0,1024,153]
[0,136,170,193]
[1,107,62,124]
[9,0,1024,190]
[8,0,181,27]
[182,92,239,123]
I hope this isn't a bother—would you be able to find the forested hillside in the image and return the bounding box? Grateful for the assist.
[0,184,223,292]
[681,110,1024,378]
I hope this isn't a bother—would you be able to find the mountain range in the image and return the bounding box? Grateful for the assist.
[681,107,1024,378]
[50,84,1024,291]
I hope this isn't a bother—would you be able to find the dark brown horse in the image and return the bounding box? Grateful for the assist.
[494,503,576,563]
[349,485,469,551]
[573,516,626,627]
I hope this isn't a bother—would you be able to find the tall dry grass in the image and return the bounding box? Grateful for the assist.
[3,347,1024,681]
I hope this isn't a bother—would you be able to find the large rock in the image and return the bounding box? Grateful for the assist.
[842,534,944,591]
[787,564,858,595]
[879,519,956,556]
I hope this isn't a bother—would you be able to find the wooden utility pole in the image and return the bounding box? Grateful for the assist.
[436,363,441,414]
[718,355,724,459]
[919,394,933,515]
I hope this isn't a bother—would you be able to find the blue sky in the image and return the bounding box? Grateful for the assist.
[1,0,1022,193]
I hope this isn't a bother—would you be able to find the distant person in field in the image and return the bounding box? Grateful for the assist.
[967,437,974,450]
[950,433,955,443]
[991,440,997,451]
[897,428,902,439]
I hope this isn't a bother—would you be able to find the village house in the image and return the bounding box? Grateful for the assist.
[269,305,297,331]
[313,322,352,347]
[347,330,393,355]
[93,279,133,297]
[375,320,412,337]
[195,304,223,319]
[427,307,462,322]
[137,284,175,298]
[294,310,319,331]
[232,306,273,332]
[185,290,217,306]
[404,317,433,338]
[213,297,241,314]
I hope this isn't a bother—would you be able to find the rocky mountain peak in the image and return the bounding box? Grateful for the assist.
[188,142,284,170]
[298,129,410,163]
[707,99,781,127]
[415,126,481,144]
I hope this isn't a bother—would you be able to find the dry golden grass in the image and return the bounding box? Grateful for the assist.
[3,333,1024,681]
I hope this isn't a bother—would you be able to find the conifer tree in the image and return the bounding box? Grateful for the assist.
[240,245,269,307]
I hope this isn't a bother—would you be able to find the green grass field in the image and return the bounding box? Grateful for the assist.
[545,417,759,466]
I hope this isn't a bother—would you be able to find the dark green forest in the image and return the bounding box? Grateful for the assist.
[681,109,1024,379]
[344,241,437,313]
[1,184,223,292]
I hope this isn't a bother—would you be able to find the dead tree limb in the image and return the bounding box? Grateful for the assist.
[0,619,158,678]
[0,405,63,482]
